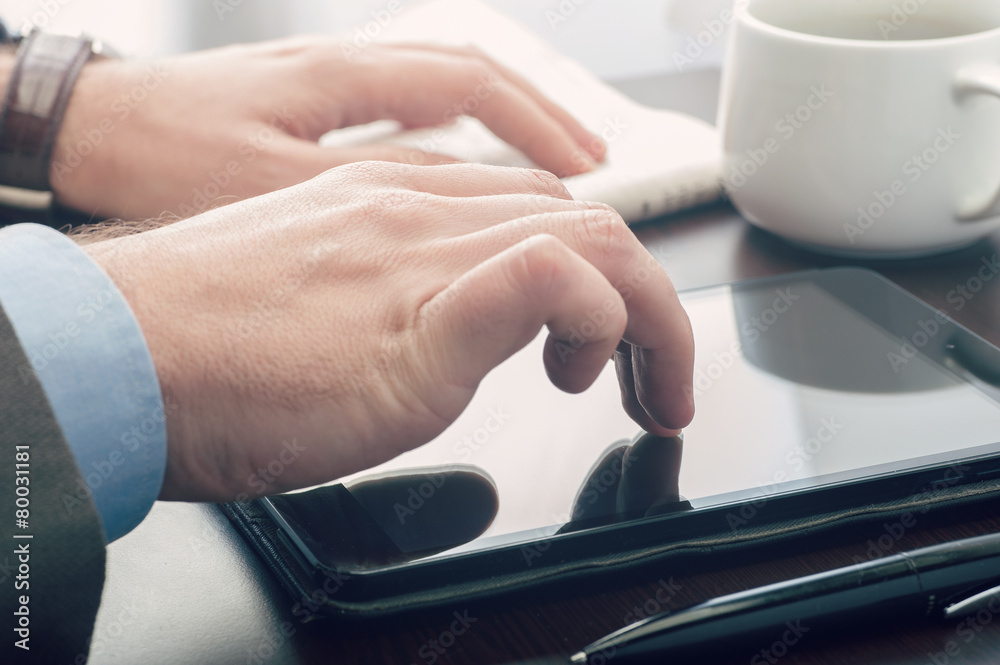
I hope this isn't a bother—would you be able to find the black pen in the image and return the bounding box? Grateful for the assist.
[571,532,1000,663]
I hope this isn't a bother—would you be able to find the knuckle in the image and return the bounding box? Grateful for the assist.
[460,54,493,76]
[348,186,424,223]
[580,200,618,215]
[457,56,503,90]
[398,190,443,216]
[260,34,323,58]
[515,168,571,199]
[336,160,412,188]
[574,208,631,264]
[510,234,571,295]
[456,44,490,60]
[334,160,381,180]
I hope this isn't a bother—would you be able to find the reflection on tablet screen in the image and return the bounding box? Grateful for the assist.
[279,268,1000,570]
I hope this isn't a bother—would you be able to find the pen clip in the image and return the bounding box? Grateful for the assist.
[942,583,1000,619]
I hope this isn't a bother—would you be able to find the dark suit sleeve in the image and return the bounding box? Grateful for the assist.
[0,303,106,663]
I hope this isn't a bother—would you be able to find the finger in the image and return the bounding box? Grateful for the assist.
[448,208,696,431]
[415,193,605,239]
[323,161,575,199]
[615,343,681,437]
[279,138,460,177]
[416,234,627,403]
[392,163,574,199]
[632,339,696,434]
[327,144,461,167]
[343,49,600,177]
[388,43,606,162]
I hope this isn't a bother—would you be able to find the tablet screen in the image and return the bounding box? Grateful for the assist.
[272,267,1000,570]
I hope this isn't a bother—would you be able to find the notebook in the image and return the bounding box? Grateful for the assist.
[322,0,722,223]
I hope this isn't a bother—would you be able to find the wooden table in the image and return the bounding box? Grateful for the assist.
[89,69,1000,665]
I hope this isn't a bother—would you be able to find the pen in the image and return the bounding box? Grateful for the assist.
[571,532,1000,663]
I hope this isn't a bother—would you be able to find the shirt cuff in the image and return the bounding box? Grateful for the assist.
[0,223,166,542]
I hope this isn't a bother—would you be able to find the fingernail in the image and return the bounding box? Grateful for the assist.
[571,150,599,174]
[587,133,607,161]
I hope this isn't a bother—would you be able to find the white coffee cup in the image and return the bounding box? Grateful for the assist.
[718,0,1000,257]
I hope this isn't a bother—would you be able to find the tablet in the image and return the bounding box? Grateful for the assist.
[253,267,1000,607]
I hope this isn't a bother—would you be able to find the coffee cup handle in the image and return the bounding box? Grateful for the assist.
[955,64,1000,220]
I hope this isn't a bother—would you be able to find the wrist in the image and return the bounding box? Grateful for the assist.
[49,58,124,212]
[82,234,187,495]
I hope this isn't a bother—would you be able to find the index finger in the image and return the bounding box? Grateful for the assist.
[345,48,602,177]
[444,208,696,432]
[388,43,606,162]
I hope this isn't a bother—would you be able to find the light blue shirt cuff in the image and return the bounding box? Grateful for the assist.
[0,223,166,543]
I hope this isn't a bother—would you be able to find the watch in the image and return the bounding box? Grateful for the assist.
[0,29,114,226]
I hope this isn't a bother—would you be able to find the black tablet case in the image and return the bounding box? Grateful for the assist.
[219,474,1000,621]
[219,268,1000,620]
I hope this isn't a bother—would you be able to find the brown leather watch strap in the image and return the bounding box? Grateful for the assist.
[0,31,96,225]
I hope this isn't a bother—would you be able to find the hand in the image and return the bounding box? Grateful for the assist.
[84,162,694,502]
[52,39,605,220]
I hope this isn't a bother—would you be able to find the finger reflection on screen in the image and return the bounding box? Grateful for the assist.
[559,433,689,534]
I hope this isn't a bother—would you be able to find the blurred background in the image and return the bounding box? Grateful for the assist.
[2,0,733,81]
